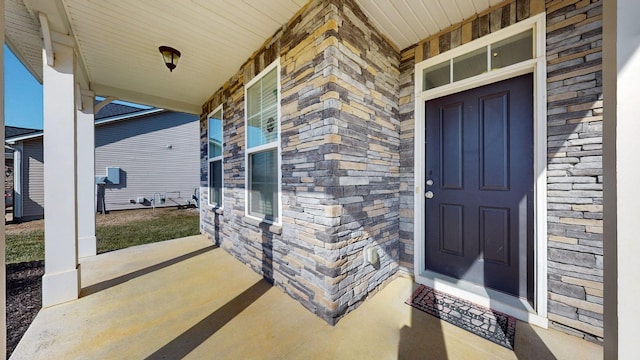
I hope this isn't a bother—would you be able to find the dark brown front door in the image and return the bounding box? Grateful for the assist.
[425,74,534,300]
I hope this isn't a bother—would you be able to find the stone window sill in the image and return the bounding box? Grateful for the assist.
[242,216,282,235]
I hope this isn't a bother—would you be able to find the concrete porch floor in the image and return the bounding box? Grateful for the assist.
[11,235,602,359]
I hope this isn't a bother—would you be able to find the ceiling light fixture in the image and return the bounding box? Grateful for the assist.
[158,46,181,72]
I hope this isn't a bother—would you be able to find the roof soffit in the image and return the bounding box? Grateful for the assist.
[6,0,500,113]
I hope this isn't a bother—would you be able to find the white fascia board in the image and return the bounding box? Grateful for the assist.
[6,132,44,144]
[94,108,167,126]
[92,83,201,115]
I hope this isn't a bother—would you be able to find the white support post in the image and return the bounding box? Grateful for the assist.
[603,0,640,358]
[0,0,7,352]
[41,41,81,307]
[77,90,96,258]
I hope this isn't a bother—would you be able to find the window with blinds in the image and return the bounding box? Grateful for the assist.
[245,62,280,223]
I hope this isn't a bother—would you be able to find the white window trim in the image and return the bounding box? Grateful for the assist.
[413,13,548,328]
[207,104,224,209]
[244,59,282,226]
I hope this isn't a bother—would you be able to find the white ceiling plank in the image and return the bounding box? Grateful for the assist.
[399,0,431,37]
[437,0,464,25]
[416,1,449,36]
[241,0,304,25]
[455,0,479,19]
[379,1,419,47]
[193,0,281,38]
[471,0,491,13]
[424,0,452,31]
[358,1,413,50]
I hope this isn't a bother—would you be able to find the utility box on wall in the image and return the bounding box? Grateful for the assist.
[106,167,120,185]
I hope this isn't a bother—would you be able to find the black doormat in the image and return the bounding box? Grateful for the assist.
[405,285,516,350]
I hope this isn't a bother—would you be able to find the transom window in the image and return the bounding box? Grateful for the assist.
[423,29,533,91]
[245,61,280,224]
[208,105,223,207]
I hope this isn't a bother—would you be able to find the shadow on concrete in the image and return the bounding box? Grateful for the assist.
[398,281,559,358]
[80,245,217,296]
[398,282,448,359]
[514,323,558,360]
[144,280,271,360]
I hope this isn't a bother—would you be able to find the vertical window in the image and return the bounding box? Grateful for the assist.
[208,106,223,207]
[245,61,280,223]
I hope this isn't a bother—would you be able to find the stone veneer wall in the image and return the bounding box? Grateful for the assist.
[321,0,401,320]
[397,0,603,342]
[545,0,603,342]
[199,0,400,324]
[398,47,416,272]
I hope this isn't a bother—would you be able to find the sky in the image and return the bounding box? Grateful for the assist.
[4,44,43,130]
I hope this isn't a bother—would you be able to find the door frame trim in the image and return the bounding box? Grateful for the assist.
[413,13,548,328]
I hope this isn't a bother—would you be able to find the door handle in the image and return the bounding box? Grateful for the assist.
[425,191,434,199]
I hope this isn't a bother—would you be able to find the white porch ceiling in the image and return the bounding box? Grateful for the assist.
[5,0,499,114]
[357,0,505,49]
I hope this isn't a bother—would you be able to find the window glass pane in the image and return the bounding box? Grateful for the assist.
[249,149,278,221]
[247,67,278,148]
[209,160,222,206]
[262,104,278,143]
[423,61,450,91]
[261,69,277,105]
[247,106,277,148]
[247,83,261,119]
[208,109,223,158]
[491,30,533,70]
[247,114,262,148]
[453,47,488,82]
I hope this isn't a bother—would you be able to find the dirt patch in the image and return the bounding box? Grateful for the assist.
[6,261,44,358]
[6,206,198,235]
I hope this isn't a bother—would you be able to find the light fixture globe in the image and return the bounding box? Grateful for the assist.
[158,46,181,72]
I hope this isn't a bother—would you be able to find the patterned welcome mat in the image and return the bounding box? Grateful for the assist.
[405,285,516,350]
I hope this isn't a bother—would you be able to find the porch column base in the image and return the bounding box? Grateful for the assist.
[42,264,81,307]
[78,236,97,258]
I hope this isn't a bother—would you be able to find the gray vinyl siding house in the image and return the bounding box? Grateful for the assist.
[19,139,44,218]
[95,110,199,211]
[8,105,199,220]
[4,126,41,202]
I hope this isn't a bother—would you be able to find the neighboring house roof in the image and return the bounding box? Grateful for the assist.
[5,103,166,143]
[94,101,151,120]
[5,126,40,138]
[5,127,41,158]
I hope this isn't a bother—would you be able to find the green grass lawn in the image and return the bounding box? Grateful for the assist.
[6,209,200,264]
